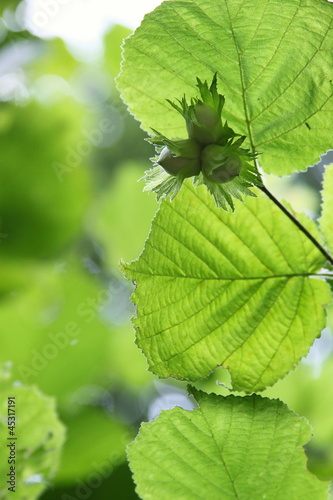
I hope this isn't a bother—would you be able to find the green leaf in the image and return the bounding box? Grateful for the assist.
[123,182,331,392]
[128,389,328,500]
[117,0,333,175]
[0,365,65,500]
[320,164,333,255]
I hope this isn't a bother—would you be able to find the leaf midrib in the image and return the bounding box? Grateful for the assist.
[223,0,257,158]
[126,267,322,281]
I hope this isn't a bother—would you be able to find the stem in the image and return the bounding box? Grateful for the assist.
[259,185,333,267]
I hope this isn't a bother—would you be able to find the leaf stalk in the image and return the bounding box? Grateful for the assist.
[259,185,333,267]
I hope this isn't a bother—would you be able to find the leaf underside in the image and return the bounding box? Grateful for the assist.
[117,0,333,175]
[123,183,331,392]
[128,389,328,500]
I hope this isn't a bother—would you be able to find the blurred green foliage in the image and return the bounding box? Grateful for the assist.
[0,101,89,260]
[89,163,157,270]
[0,0,21,14]
[0,10,155,497]
[0,3,332,499]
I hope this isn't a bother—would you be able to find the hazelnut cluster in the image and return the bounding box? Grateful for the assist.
[143,74,262,211]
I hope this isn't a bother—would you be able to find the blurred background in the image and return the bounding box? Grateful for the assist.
[0,0,332,498]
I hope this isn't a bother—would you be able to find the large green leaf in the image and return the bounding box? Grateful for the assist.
[320,164,333,255]
[0,367,65,500]
[117,0,333,175]
[197,334,333,480]
[123,182,331,392]
[128,388,328,500]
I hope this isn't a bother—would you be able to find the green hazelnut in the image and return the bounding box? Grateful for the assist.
[157,146,201,177]
[201,145,242,183]
[187,102,223,145]
[166,138,201,159]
